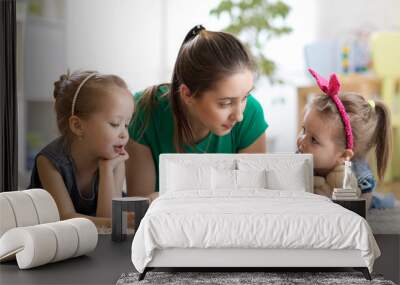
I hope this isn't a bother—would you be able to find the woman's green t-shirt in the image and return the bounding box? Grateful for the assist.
[128,86,268,191]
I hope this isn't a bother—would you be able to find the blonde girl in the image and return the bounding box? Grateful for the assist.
[29,70,134,227]
[297,69,392,209]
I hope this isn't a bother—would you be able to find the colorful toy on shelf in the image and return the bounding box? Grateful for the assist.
[341,45,350,74]
[305,30,371,77]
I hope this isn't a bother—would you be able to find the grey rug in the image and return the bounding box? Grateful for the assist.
[116,271,396,285]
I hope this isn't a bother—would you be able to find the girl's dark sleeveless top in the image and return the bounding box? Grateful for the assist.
[29,137,99,216]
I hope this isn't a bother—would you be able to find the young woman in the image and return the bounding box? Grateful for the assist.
[126,25,269,201]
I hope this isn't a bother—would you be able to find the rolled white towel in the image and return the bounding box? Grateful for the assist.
[0,196,17,237]
[0,189,60,238]
[0,191,40,228]
[24,189,60,223]
[64,218,98,257]
[0,218,98,269]
[42,221,79,262]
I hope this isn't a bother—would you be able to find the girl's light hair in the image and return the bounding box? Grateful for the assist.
[53,70,129,140]
[306,92,393,180]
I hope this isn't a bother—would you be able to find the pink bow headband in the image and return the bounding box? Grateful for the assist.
[308,68,353,150]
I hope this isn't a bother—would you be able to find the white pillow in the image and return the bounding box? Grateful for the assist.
[267,168,306,191]
[167,162,212,191]
[211,168,268,190]
[237,158,308,192]
[212,168,237,190]
[236,169,268,189]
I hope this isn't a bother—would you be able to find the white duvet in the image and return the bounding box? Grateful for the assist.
[131,190,380,273]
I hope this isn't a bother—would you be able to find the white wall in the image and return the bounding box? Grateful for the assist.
[254,0,318,152]
[162,0,223,81]
[66,0,163,92]
[316,0,400,40]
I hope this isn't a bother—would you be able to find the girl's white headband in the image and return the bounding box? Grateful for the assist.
[71,73,97,116]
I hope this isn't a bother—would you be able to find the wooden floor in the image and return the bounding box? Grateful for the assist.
[376,180,400,200]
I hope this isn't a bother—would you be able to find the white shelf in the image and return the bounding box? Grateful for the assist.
[19,9,67,181]
[24,15,66,102]
[26,15,65,27]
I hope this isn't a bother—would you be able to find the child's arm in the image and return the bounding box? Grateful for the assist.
[36,155,111,228]
[113,161,126,195]
[97,151,129,218]
[313,176,332,197]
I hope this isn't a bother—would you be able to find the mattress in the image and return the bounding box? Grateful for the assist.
[131,189,380,273]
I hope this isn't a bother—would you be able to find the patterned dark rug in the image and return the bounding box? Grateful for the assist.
[116,271,396,285]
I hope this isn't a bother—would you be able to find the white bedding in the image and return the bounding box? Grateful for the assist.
[131,190,380,273]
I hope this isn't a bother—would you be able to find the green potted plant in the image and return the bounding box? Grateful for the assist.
[210,0,292,81]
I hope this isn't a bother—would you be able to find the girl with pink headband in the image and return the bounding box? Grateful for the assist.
[29,70,135,227]
[297,68,393,209]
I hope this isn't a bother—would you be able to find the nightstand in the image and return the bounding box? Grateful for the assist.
[112,197,149,242]
[332,198,366,218]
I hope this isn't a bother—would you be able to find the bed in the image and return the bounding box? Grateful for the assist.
[131,154,380,280]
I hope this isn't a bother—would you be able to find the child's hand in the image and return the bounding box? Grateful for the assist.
[99,148,129,171]
[314,176,332,198]
[148,192,159,204]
